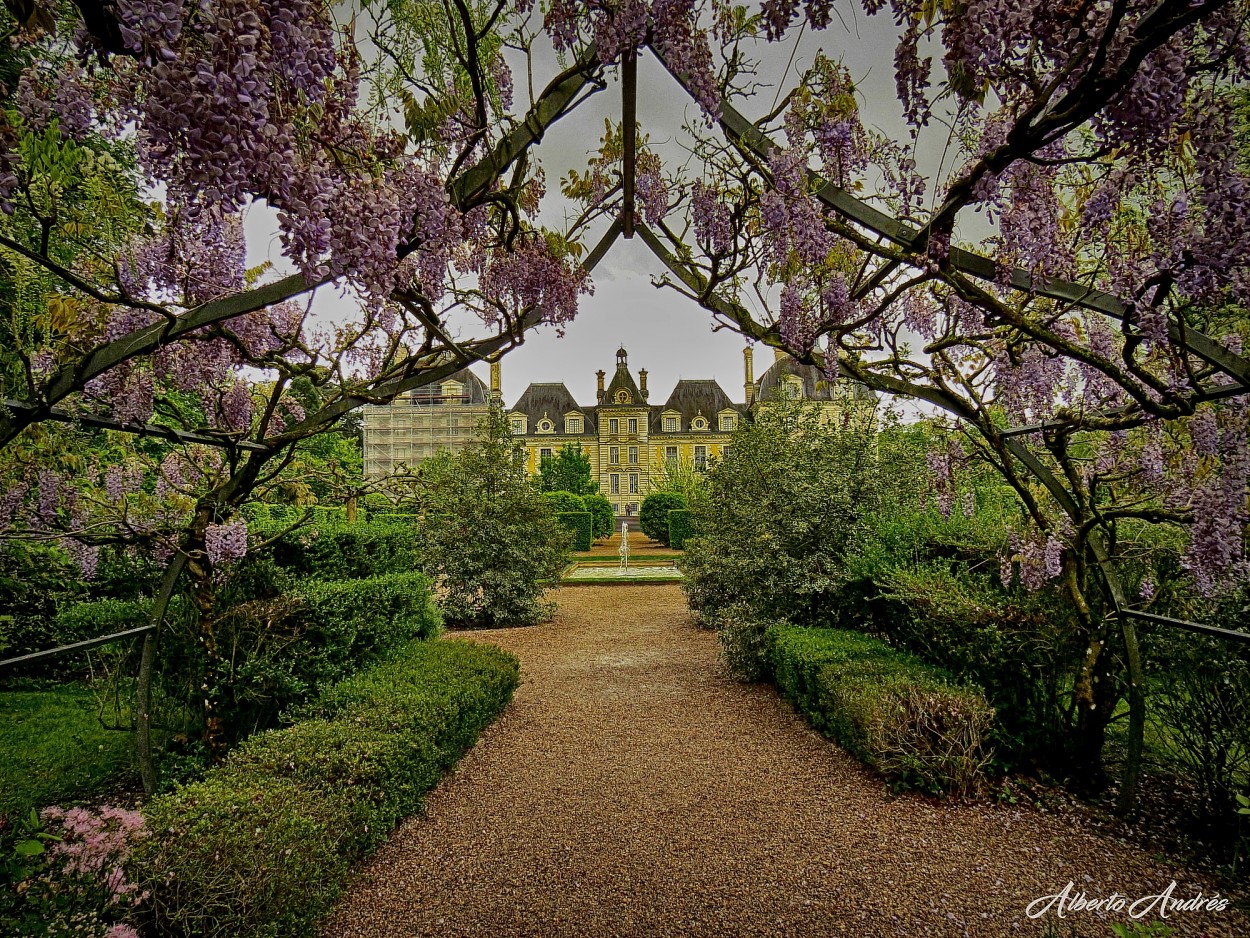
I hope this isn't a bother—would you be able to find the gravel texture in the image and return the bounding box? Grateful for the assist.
[324,585,1246,938]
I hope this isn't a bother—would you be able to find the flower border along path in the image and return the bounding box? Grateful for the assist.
[324,585,1245,938]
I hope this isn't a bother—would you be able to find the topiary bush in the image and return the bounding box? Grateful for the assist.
[582,492,614,540]
[640,492,687,545]
[542,491,586,514]
[246,520,419,581]
[131,639,519,938]
[667,509,695,550]
[767,624,994,796]
[555,511,593,551]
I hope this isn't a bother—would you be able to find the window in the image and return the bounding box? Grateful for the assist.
[628,418,638,434]
[615,389,631,404]
[720,414,735,431]
[783,375,804,399]
[510,418,523,434]
[664,416,678,432]
[692,417,707,430]
[665,445,678,465]
[538,418,553,433]
[609,418,619,434]
[566,416,582,434]
[629,474,639,494]
[609,446,620,465]
[722,446,732,460]
[540,448,554,460]
[628,446,638,465]
[694,445,707,470]
[610,474,620,495]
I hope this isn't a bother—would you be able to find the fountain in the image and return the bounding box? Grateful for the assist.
[559,517,683,583]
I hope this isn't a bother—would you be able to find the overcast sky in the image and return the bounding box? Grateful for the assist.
[244,9,940,409]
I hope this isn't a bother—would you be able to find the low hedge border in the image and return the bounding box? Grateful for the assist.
[767,625,994,796]
[132,638,520,938]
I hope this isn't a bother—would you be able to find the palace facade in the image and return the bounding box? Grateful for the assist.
[363,346,875,515]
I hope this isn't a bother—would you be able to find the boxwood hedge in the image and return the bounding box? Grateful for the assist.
[767,625,994,796]
[133,638,520,937]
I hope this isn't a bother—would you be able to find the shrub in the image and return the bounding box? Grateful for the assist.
[239,502,270,523]
[582,492,614,540]
[767,625,994,795]
[668,509,695,550]
[555,511,593,551]
[368,512,418,527]
[542,491,586,514]
[1147,629,1250,821]
[246,520,419,581]
[714,604,785,681]
[165,573,441,742]
[417,408,569,628]
[679,399,879,625]
[56,598,150,644]
[131,639,519,938]
[311,506,348,526]
[0,541,86,674]
[640,492,687,545]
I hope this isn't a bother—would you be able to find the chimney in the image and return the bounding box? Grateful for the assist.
[638,368,648,400]
[489,359,501,401]
[596,369,606,401]
[743,346,755,406]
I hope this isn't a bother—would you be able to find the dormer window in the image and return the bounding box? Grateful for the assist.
[510,415,526,434]
[441,379,464,398]
[692,416,708,431]
[565,416,583,434]
[783,375,804,399]
[720,414,735,431]
[538,418,554,433]
[664,416,678,432]
[615,389,632,404]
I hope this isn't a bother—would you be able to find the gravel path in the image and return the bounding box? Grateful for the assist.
[324,585,1246,938]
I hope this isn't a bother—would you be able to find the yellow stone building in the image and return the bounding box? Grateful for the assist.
[363,346,875,515]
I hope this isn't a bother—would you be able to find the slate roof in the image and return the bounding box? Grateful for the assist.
[407,367,490,405]
[652,379,743,432]
[509,383,596,434]
[755,357,876,403]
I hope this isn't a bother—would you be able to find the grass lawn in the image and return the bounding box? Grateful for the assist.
[0,684,135,822]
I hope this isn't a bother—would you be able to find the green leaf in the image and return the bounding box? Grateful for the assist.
[14,839,45,857]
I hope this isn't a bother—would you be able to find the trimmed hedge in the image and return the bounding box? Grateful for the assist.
[582,492,614,540]
[543,491,586,514]
[172,572,440,740]
[311,506,348,526]
[767,625,994,795]
[133,639,519,938]
[55,598,149,650]
[248,520,418,581]
[369,512,419,527]
[667,509,695,550]
[640,492,687,545]
[555,511,593,551]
